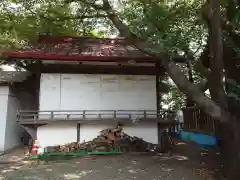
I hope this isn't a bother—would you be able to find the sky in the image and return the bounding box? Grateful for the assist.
[1,65,16,71]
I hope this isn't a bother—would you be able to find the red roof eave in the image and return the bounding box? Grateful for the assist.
[6,52,156,63]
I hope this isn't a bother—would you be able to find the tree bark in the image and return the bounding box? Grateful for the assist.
[207,0,227,107]
[219,116,240,180]
[206,1,240,179]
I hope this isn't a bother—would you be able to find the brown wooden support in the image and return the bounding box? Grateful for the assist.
[156,62,161,117]
[35,61,41,109]
[156,62,162,147]
[77,123,80,142]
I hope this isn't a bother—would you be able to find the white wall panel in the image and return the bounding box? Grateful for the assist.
[124,123,158,144]
[79,75,101,110]
[0,87,9,152]
[60,74,81,110]
[4,92,22,151]
[0,86,22,152]
[80,124,114,143]
[39,74,61,111]
[37,122,77,148]
[37,122,157,148]
[39,74,157,117]
[39,74,61,119]
[100,75,119,110]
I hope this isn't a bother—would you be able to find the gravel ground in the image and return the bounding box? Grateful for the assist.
[0,153,213,180]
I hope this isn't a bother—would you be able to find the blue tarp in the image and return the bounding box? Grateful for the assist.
[179,130,218,147]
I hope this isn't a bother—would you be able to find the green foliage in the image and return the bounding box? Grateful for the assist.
[122,0,207,55]
[161,78,186,112]
[226,78,240,101]
[0,0,207,107]
[0,0,107,54]
[2,0,239,109]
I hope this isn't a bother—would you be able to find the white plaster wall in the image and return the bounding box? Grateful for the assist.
[0,86,29,152]
[37,122,77,148]
[37,122,157,149]
[0,87,9,152]
[4,91,23,151]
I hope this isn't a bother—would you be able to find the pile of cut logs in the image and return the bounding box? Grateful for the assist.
[45,124,157,153]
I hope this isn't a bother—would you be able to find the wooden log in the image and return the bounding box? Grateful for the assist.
[44,124,165,153]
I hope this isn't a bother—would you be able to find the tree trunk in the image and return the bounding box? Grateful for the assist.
[221,46,240,180]
[95,1,239,179]
[219,117,240,180]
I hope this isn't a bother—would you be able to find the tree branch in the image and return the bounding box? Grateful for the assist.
[93,0,228,121]
[194,58,210,78]
[65,0,104,10]
[202,0,240,47]
[102,0,133,37]
[207,0,228,109]
[221,19,240,47]
[41,14,108,21]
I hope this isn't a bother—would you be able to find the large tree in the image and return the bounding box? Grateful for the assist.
[2,0,240,179]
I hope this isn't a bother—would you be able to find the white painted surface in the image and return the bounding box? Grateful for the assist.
[4,91,23,150]
[80,124,114,143]
[0,86,22,152]
[39,74,156,118]
[37,122,77,148]
[0,87,9,152]
[39,74,61,111]
[124,123,158,144]
[37,73,158,148]
[37,122,157,148]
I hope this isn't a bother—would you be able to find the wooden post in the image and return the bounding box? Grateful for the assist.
[143,110,146,118]
[156,62,162,148]
[156,62,161,117]
[77,123,80,142]
[83,111,86,119]
[35,61,41,110]
[50,111,54,119]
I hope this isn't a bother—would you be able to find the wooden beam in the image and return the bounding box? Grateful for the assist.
[7,53,155,63]
[27,63,165,76]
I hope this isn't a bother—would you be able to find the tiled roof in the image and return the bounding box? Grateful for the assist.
[6,35,154,62]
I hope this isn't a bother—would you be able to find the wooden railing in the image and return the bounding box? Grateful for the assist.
[17,110,174,123]
[183,107,220,135]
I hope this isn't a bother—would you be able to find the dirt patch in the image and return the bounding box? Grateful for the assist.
[0,153,215,180]
[0,146,26,164]
[0,140,222,180]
